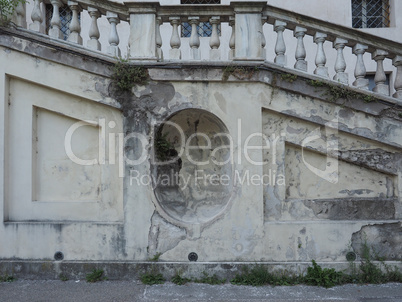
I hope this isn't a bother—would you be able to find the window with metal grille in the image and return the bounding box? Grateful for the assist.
[45,4,77,40]
[181,0,220,4]
[352,0,390,28]
[181,21,221,38]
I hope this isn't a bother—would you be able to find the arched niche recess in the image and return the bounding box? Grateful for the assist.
[152,109,233,226]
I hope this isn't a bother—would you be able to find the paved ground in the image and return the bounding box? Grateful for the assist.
[0,280,401,302]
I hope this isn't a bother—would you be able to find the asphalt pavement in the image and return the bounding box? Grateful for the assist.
[0,280,402,301]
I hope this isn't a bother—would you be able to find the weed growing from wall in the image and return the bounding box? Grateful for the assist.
[0,0,25,26]
[141,272,165,285]
[194,272,226,285]
[304,260,345,288]
[0,273,15,282]
[110,59,149,92]
[148,252,162,262]
[171,273,191,285]
[86,269,106,283]
[154,129,176,162]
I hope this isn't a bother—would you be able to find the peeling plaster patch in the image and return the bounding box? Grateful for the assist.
[286,125,304,135]
[304,198,396,220]
[338,149,401,175]
[338,108,355,119]
[148,212,186,256]
[351,223,402,261]
[338,189,374,196]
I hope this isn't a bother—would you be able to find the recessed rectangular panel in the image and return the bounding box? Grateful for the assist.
[5,78,123,222]
[33,107,101,202]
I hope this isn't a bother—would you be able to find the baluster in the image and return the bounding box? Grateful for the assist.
[333,38,348,84]
[228,16,235,60]
[352,44,369,89]
[372,50,389,94]
[293,26,307,71]
[29,0,43,33]
[261,17,267,60]
[49,0,63,39]
[189,16,200,60]
[209,16,221,60]
[67,1,82,45]
[106,12,121,57]
[274,20,287,66]
[87,7,101,51]
[393,55,402,99]
[169,17,181,60]
[156,16,163,61]
[15,1,26,28]
[314,32,329,78]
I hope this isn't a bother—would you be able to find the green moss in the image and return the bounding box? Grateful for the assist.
[280,73,298,83]
[307,79,380,104]
[222,66,258,81]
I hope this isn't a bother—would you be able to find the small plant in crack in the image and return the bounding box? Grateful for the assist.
[149,252,162,262]
[303,260,345,288]
[141,271,165,285]
[171,273,191,285]
[194,271,226,285]
[86,269,107,283]
[0,273,16,282]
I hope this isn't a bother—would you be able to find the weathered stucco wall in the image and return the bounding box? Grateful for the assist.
[0,33,401,268]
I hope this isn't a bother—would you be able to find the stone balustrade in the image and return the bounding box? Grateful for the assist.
[10,0,402,100]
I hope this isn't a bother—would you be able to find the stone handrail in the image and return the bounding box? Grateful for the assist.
[10,0,402,100]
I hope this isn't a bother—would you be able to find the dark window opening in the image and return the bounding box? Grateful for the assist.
[181,21,221,38]
[45,4,79,40]
[352,0,390,28]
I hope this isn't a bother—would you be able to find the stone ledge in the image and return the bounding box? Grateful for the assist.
[1,260,402,280]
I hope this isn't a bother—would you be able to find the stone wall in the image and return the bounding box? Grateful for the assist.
[0,32,401,268]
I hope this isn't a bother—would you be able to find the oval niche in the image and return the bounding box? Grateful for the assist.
[152,109,233,226]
